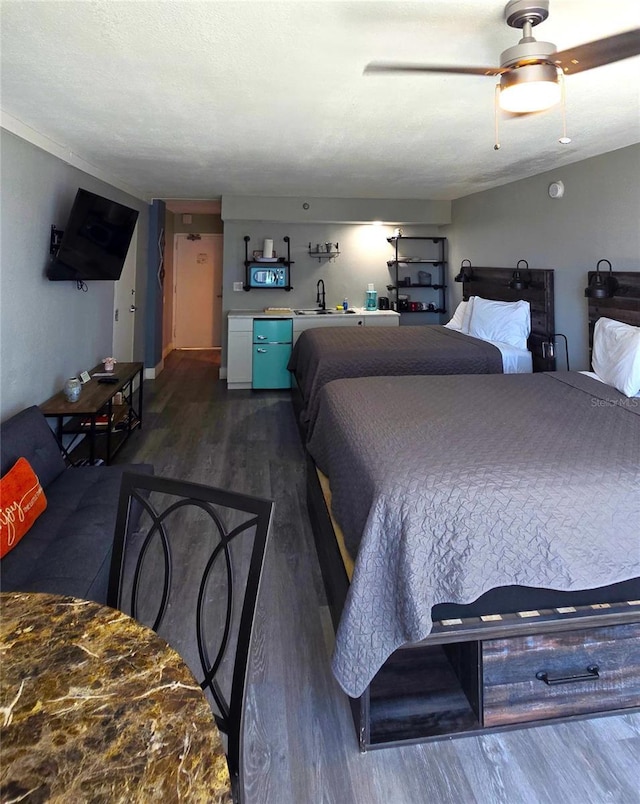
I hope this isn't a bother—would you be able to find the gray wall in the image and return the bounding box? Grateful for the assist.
[221,196,450,226]
[220,221,445,363]
[0,130,149,420]
[446,144,640,371]
[219,196,452,367]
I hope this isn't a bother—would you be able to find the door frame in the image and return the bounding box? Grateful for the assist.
[172,233,223,349]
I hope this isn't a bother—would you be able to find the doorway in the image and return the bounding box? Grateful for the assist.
[173,234,223,348]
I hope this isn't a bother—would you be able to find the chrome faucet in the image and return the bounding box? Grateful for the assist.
[316,279,326,310]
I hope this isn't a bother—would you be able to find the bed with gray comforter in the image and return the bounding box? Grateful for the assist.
[288,325,503,437]
[306,371,640,698]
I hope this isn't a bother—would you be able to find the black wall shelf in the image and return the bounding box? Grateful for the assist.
[387,236,448,317]
[243,235,293,291]
[308,242,340,262]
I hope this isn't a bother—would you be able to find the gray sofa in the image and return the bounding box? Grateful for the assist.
[0,405,152,604]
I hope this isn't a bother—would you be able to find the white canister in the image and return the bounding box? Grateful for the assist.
[64,377,82,403]
[262,239,273,259]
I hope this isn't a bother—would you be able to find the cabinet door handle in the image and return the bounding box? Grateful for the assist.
[256,348,267,353]
[358,320,363,326]
[535,665,599,686]
[256,335,267,340]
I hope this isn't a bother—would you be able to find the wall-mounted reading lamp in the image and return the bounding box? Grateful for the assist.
[584,258,618,299]
[454,259,474,283]
[509,259,531,290]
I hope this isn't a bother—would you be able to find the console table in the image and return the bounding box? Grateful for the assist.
[39,361,143,465]
[0,592,232,802]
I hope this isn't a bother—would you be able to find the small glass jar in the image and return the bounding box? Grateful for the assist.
[64,377,82,403]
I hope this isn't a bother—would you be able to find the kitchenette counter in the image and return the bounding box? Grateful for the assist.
[227,308,400,319]
[226,309,400,389]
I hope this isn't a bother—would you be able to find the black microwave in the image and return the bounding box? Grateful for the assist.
[248,264,288,288]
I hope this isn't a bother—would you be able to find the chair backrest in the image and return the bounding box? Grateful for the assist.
[107,471,273,795]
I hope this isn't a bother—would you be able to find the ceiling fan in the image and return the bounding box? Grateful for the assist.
[365,0,640,116]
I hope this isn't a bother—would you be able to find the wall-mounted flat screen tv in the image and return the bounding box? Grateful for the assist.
[47,189,139,281]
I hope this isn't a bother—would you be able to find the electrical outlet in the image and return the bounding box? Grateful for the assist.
[233,282,244,291]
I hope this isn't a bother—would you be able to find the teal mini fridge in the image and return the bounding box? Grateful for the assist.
[252,318,293,389]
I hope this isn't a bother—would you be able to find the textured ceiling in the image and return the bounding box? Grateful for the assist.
[1,0,638,202]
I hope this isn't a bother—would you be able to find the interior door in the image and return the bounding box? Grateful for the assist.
[112,226,137,361]
[174,234,222,348]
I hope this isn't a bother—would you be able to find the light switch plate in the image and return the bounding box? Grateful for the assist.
[233,281,244,291]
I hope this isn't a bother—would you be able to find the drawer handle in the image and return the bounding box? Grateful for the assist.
[535,665,599,686]
[256,335,267,340]
[256,348,267,353]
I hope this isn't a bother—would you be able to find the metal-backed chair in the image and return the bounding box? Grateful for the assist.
[107,471,273,802]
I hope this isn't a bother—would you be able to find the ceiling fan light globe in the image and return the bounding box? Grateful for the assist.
[499,63,560,112]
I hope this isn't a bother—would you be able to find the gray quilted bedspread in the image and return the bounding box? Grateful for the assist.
[306,372,640,698]
[288,325,503,437]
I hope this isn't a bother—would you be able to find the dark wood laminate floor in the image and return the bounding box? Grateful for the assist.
[117,350,640,804]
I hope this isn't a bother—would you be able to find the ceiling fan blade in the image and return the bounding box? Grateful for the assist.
[364,62,502,77]
[553,28,640,74]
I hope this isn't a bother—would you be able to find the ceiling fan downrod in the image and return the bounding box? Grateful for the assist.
[500,0,557,67]
[504,0,549,31]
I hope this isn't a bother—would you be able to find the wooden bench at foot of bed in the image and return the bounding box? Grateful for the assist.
[306,458,640,752]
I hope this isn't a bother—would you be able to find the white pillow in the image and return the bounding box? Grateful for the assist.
[592,317,640,397]
[467,296,531,350]
[444,300,467,331]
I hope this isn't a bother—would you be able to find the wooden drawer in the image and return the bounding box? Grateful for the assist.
[482,623,640,727]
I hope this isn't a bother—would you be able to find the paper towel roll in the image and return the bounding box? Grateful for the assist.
[263,239,273,258]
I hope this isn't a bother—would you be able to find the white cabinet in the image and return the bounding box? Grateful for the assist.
[227,310,399,388]
[292,311,398,344]
[362,311,399,326]
[293,315,364,345]
[363,314,398,327]
[227,317,253,389]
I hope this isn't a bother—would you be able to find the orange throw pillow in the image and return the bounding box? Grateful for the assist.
[0,458,47,558]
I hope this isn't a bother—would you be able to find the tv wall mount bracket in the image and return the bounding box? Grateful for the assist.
[50,225,64,256]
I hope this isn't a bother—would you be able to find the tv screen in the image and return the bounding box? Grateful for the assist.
[47,189,139,281]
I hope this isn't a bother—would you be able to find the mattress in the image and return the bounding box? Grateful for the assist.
[288,324,505,436]
[306,371,640,698]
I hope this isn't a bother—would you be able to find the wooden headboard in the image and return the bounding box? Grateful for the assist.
[587,270,640,355]
[462,267,555,372]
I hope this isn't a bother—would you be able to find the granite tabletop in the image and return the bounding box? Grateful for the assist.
[0,592,232,803]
